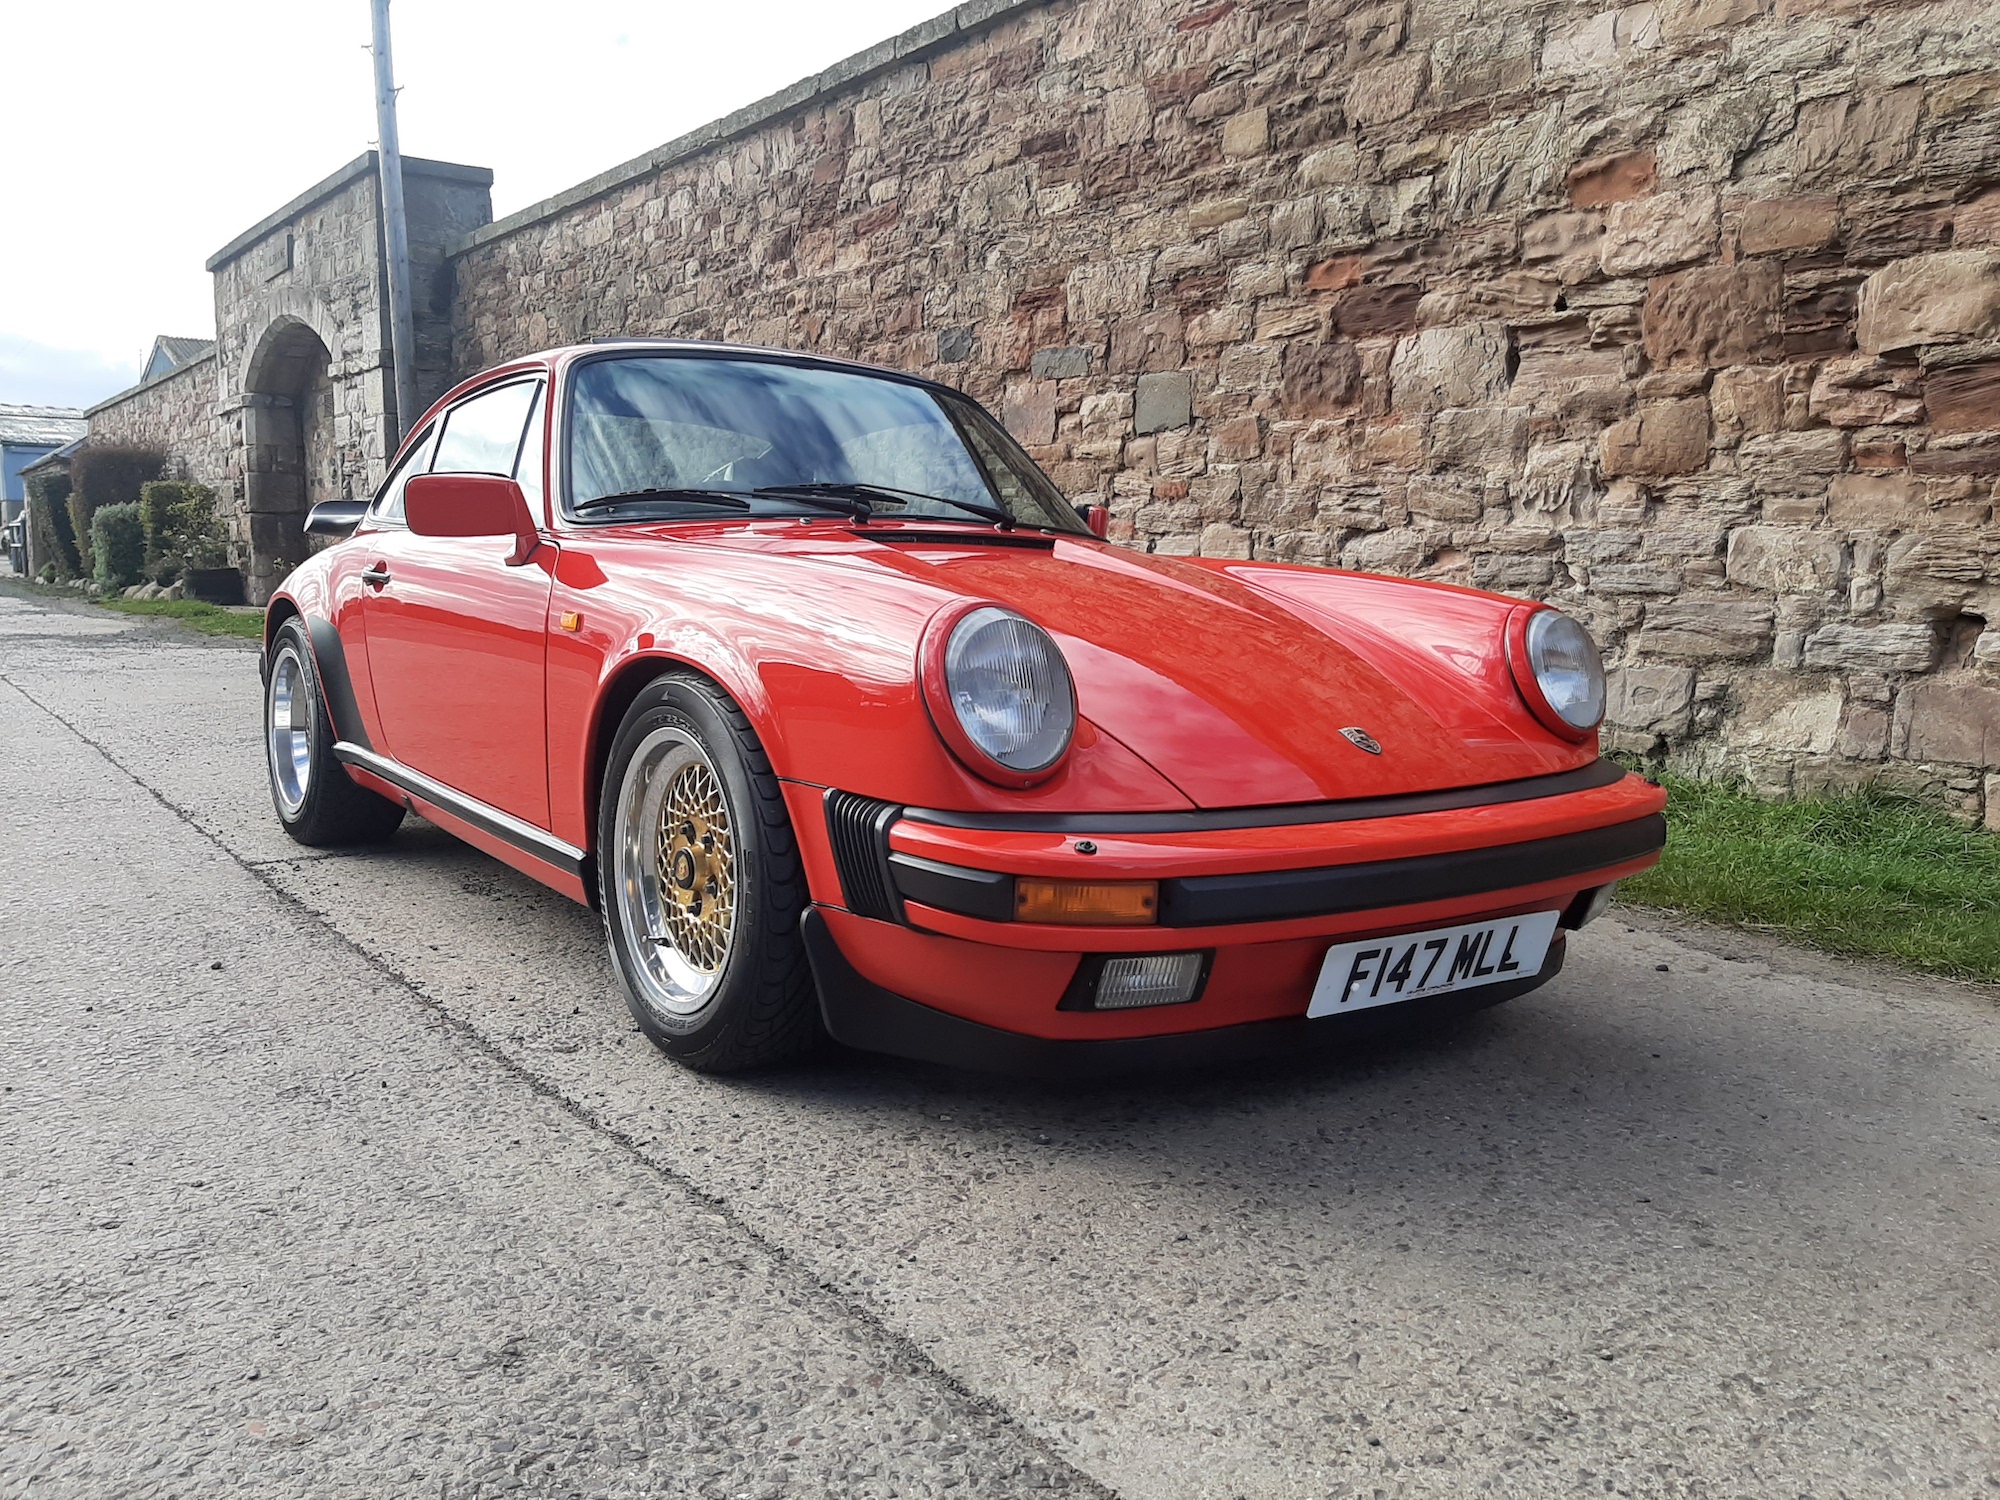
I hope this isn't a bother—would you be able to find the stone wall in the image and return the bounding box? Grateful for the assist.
[85,350,244,522]
[448,0,2000,822]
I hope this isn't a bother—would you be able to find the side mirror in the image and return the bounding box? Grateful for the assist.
[405,473,540,566]
[304,499,369,537]
[1074,503,1111,539]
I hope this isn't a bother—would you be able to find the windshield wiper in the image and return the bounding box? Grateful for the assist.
[756,481,1015,529]
[749,485,877,522]
[571,487,754,514]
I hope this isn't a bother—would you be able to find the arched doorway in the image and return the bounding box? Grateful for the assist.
[241,317,337,604]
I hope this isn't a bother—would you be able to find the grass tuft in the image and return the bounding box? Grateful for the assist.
[92,597,265,640]
[1620,771,2000,982]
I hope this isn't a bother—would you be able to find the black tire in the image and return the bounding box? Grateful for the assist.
[264,617,405,847]
[596,674,820,1072]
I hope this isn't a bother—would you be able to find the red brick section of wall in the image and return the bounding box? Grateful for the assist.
[442,0,1993,825]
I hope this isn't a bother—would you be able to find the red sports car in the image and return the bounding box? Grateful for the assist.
[263,341,1666,1074]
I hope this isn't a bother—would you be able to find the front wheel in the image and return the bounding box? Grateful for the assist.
[597,674,820,1072]
[265,617,404,847]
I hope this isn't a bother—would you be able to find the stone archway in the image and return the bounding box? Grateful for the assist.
[240,316,336,604]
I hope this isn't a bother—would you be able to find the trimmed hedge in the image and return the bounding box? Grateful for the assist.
[69,444,165,576]
[138,479,228,580]
[25,470,79,577]
[91,503,147,591]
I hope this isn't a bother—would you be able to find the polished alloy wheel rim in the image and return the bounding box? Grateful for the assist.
[615,728,739,1018]
[268,647,312,816]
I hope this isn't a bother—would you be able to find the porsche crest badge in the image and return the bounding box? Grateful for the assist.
[1340,726,1383,755]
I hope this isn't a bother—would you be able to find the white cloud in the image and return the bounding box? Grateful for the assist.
[2,0,960,399]
[0,336,141,410]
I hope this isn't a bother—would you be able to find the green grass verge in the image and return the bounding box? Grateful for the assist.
[1619,771,2000,982]
[91,597,265,640]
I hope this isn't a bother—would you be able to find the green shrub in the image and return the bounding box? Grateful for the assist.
[91,503,147,591]
[138,479,228,579]
[69,444,165,576]
[25,470,79,577]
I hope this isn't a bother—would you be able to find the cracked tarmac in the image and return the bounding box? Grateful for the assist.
[1,583,1995,1498]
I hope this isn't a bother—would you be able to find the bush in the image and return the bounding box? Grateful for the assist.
[69,443,165,576]
[91,503,147,591]
[139,479,229,580]
[25,470,79,577]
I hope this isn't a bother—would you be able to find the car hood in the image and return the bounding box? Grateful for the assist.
[784,530,1593,808]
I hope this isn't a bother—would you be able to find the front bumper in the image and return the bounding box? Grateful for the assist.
[805,908,1568,1077]
[787,760,1665,1053]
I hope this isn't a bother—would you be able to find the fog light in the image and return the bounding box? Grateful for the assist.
[1089,952,1207,1010]
[1015,878,1158,925]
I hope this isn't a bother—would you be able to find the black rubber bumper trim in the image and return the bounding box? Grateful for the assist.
[804,908,1565,1078]
[332,742,587,879]
[889,851,1015,921]
[902,758,1627,835]
[1159,813,1666,927]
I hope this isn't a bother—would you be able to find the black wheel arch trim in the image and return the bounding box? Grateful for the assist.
[296,614,373,754]
[803,907,1565,1077]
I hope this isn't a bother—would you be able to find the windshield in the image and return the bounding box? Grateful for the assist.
[564,355,1086,531]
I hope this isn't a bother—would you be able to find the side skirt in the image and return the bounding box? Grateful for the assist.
[334,741,592,902]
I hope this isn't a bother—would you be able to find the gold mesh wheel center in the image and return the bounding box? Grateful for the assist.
[654,761,735,972]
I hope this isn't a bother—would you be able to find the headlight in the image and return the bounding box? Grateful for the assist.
[924,605,1076,783]
[1511,608,1606,738]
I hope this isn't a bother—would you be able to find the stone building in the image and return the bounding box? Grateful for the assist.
[88,0,2000,820]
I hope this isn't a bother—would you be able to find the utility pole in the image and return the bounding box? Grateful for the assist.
[370,0,419,444]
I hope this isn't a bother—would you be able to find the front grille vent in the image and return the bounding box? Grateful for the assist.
[824,790,903,922]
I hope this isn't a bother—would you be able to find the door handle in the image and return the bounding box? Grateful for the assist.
[360,565,391,588]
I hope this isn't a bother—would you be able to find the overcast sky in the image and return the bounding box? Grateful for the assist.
[1,0,962,409]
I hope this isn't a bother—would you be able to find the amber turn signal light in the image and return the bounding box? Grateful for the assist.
[1014,878,1159,926]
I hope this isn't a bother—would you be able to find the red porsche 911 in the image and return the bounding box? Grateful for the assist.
[263,341,1666,1075]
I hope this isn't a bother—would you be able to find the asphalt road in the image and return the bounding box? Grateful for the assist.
[1,581,1995,1500]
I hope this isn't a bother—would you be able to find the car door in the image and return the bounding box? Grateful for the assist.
[359,377,555,828]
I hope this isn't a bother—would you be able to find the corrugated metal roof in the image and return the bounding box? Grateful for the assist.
[0,405,89,447]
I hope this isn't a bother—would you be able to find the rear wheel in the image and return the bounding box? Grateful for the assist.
[265,617,405,847]
[597,674,819,1072]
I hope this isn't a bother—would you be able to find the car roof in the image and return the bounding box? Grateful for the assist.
[547,338,960,395]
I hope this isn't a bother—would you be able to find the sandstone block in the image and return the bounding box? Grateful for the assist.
[1739,429,1846,494]
[1726,526,1843,596]
[1389,323,1512,415]
[1738,197,1838,256]
[1826,474,1924,529]
[1642,262,1782,368]
[1221,108,1269,160]
[1345,527,1432,574]
[1199,522,1252,559]
[1925,362,2000,435]
[1987,773,2000,833]
[1003,380,1058,445]
[1801,622,1940,674]
[1808,355,1925,428]
[1134,372,1193,435]
[1601,398,1711,477]
[1637,599,1774,660]
[1406,475,1486,522]
[1600,190,1719,277]
[1857,251,2000,355]
[1520,441,1601,516]
[1605,664,1697,737]
[1279,342,1361,418]
[1566,149,1656,208]
[1838,703,1891,761]
[1542,7,1663,74]
[1188,196,1250,230]
[1347,54,1428,126]
[1791,88,1921,182]
[1659,0,1764,39]
[1426,406,1530,474]
[1894,678,2000,766]
[1711,367,1785,439]
[1590,562,1684,595]
[1332,283,1424,338]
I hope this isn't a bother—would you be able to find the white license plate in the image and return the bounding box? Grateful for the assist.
[1307,910,1560,1019]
